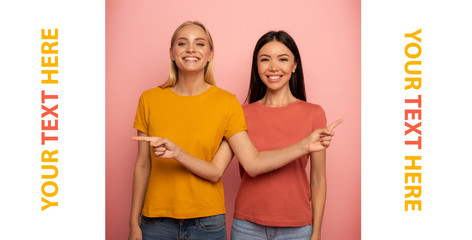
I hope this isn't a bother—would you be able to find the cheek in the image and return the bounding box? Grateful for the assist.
[283,64,295,73]
[171,49,180,60]
[201,48,213,58]
[257,63,266,76]
[258,69,265,80]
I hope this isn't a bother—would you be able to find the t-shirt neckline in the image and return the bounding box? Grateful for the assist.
[166,85,215,98]
[254,99,302,111]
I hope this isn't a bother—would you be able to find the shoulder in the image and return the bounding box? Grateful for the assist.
[297,101,325,114]
[210,86,237,99]
[294,101,326,124]
[140,87,166,97]
[242,102,256,110]
[299,101,326,128]
[138,87,169,104]
[209,86,242,108]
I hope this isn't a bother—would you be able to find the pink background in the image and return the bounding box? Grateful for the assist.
[106,0,360,239]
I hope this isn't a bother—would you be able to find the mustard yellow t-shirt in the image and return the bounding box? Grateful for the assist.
[133,85,247,219]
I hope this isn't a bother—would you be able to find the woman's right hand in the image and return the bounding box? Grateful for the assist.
[305,119,343,153]
[132,136,182,159]
[150,138,182,159]
[128,224,142,240]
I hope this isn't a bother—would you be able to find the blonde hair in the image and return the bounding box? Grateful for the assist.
[160,21,215,88]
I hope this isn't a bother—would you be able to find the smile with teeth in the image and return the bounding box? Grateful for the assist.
[183,57,199,62]
[268,75,282,80]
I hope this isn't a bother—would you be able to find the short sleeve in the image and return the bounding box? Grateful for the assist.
[312,105,327,130]
[224,96,247,140]
[133,94,149,134]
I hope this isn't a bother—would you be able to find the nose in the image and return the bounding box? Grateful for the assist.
[186,44,196,53]
[268,62,278,72]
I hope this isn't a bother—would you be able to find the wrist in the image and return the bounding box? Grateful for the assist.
[129,219,140,228]
[310,233,321,240]
[311,226,322,239]
[174,147,184,161]
[301,137,310,154]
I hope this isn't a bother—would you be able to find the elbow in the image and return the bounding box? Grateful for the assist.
[208,175,220,183]
[135,163,151,173]
[310,179,327,189]
[208,172,224,183]
[241,162,265,178]
[245,168,261,178]
[246,161,272,177]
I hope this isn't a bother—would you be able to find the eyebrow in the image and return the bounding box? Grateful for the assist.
[259,53,291,58]
[176,37,207,42]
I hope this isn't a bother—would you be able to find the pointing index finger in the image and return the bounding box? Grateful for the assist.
[327,119,343,131]
[131,136,159,142]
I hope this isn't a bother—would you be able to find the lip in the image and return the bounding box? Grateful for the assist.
[182,56,200,62]
[266,75,283,82]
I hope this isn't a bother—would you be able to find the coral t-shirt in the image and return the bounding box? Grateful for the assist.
[134,86,247,219]
[234,100,326,226]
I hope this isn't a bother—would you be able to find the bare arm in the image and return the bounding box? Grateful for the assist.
[310,150,327,240]
[133,119,342,181]
[131,136,234,183]
[133,119,342,180]
[170,140,234,182]
[128,130,152,240]
[227,130,310,177]
[227,119,342,177]
[154,130,306,179]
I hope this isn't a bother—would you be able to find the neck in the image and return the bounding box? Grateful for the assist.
[259,86,297,107]
[172,71,210,96]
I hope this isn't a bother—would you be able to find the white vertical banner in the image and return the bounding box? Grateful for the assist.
[362,0,472,239]
[0,1,105,239]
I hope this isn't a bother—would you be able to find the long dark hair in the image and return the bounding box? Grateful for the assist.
[245,31,306,104]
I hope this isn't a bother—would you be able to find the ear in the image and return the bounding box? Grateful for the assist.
[209,49,214,62]
[292,62,298,73]
[169,47,174,61]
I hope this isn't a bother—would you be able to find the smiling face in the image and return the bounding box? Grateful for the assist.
[257,41,297,92]
[170,24,214,75]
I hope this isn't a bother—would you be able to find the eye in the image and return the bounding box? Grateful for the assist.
[177,42,186,46]
[196,42,205,47]
[260,58,269,62]
[280,58,289,62]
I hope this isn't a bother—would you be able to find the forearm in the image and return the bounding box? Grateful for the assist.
[175,150,224,183]
[240,139,308,177]
[311,180,326,239]
[233,120,340,177]
[129,165,150,228]
[167,140,233,183]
